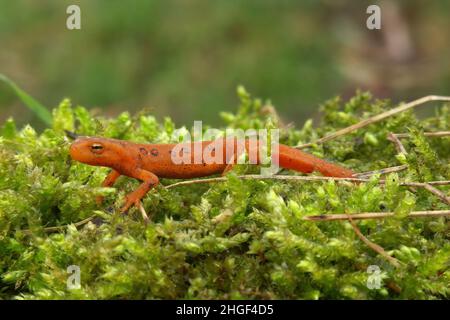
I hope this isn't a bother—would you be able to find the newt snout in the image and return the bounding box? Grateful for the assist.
[69,137,124,167]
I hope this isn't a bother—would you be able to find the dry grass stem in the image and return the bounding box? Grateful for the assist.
[296,95,450,149]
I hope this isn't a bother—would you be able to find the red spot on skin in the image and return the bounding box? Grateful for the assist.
[140,148,148,156]
[150,148,159,156]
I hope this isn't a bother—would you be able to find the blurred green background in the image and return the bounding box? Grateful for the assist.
[1,0,450,130]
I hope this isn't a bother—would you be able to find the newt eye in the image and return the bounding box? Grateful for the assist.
[90,143,104,154]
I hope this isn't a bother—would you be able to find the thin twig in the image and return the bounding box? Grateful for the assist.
[388,132,408,154]
[164,174,450,189]
[354,165,408,178]
[401,182,450,205]
[409,180,450,186]
[20,175,449,235]
[386,132,415,194]
[421,184,450,206]
[296,95,450,149]
[137,201,150,223]
[26,209,450,235]
[304,210,450,221]
[393,131,450,139]
[348,216,402,268]
[21,215,97,235]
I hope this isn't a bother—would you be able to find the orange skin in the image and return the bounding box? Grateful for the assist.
[69,137,354,212]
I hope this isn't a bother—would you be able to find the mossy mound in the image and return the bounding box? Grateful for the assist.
[0,89,449,299]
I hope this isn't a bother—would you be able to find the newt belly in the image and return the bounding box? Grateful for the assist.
[69,137,354,214]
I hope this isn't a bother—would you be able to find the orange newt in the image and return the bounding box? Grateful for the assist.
[69,136,354,213]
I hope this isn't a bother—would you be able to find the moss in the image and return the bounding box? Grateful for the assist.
[0,90,449,299]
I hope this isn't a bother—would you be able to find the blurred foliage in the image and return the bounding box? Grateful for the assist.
[1,0,450,130]
[0,89,449,299]
[0,74,52,125]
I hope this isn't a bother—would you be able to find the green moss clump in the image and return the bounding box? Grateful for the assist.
[0,90,449,299]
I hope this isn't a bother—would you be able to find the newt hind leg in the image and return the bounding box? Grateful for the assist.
[222,146,246,176]
[222,162,236,176]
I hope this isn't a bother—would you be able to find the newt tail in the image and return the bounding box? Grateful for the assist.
[278,144,353,178]
[69,137,354,213]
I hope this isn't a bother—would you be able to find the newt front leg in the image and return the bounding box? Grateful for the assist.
[96,169,121,204]
[120,168,159,213]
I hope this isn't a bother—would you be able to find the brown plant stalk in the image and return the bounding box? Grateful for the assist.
[295,95,450,149]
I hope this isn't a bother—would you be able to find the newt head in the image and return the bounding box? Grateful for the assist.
[69,137,126,167]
